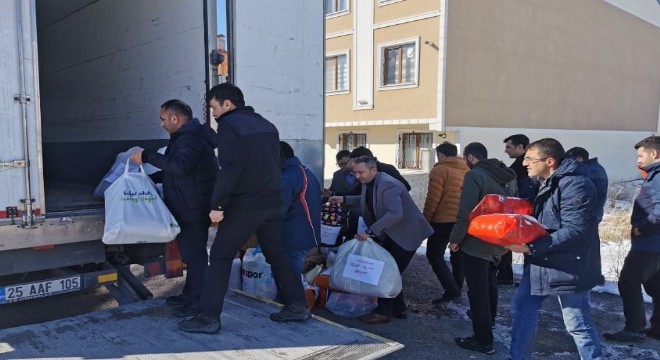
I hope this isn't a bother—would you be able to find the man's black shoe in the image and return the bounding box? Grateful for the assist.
[166,294,190,306]
[645,328,660,341]
[603,328,645,342]
[173,304,198,318]
[178,314,221,334]
[455,336,495,355]
[270,304,311,322]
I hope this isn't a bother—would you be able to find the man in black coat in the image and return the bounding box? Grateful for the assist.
[178,83,309,334]
[499,134,539,285]
[130,99,218,318]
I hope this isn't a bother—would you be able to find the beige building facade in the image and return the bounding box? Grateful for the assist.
[324,0,660,184]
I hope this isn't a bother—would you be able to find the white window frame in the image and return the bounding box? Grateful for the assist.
[377,37,420,91]
[396,130,434,170]
[325,50,350,95]
[377,0,404,7]
[325,0,350,19]
[337,131,369,151]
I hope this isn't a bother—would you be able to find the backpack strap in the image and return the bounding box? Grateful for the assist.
[298,165,319,246]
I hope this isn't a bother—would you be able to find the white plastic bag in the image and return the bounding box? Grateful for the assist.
[325,291,378,318]
[102,160,180,244]
[330,238,402,298]
[241,247,277,300]
[94,146,165,198]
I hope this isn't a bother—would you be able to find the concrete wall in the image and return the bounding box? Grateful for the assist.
[444,0,660,132]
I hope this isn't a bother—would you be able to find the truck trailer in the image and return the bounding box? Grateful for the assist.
[0,0,323,305]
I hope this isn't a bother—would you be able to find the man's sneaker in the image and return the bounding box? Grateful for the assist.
[455,336,495,355]
[645,328,660,341]
[173,304,199,318]
[178,314,221,334]
[603,328,645,342]
[270,304,311,322]
[166,294,190,306]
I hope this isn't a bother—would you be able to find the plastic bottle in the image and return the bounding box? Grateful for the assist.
[229,257,241,290]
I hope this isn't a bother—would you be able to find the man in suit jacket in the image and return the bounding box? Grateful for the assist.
[330,156,433,324]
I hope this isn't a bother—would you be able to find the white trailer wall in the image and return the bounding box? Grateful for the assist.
[232,0,324,177]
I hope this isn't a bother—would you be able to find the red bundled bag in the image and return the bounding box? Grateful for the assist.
[468,194,533,222]
[468,214,548,246]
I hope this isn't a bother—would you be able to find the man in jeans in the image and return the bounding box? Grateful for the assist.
[423,142,469,303]
[604,136,660,342]
[448,142,518,355]
[507,138,604,359]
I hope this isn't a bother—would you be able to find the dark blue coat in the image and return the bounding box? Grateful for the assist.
[582,158,608,223]
[280,156,322,251]
[142,119,218,224]
[631,161,660,253]
[526,158,604,295]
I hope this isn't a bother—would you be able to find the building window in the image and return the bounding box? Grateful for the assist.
[379,38,419,88]
[398,132,433,169]
[325,0,348,16]
[326,53,349,93]
[339,133,367,151]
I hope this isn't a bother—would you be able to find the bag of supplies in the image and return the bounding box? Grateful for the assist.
[241,247,277,300]
[320,202,343,246]
[325,291,378,318]
[468,194,534,222]
[94,147,163,198]
[468,214,548,246]
[102,160,180,244]
[330,238,402,298]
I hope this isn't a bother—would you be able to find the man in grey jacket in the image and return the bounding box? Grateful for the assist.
[448,142,518,355]
[330,156,433,324]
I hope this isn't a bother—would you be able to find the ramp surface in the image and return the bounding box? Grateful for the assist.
[0,292,402,359]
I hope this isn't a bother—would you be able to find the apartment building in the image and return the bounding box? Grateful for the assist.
[324,0,660,184]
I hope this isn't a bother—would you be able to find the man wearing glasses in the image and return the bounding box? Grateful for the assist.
[507,138,603,360]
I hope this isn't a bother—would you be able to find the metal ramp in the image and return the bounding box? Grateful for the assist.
[0,291,402,359]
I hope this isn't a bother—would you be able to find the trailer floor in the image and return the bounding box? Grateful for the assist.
[0,291,402,360]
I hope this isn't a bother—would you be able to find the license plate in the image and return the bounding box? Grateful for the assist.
[0,276,81,304]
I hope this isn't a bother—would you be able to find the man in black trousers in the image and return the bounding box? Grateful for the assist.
[178,83,309,334]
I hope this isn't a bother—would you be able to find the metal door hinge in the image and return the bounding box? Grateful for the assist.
[0,160,26,168]
[13,94,31,104]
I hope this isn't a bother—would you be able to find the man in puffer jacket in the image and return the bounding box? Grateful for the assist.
[448,142,518,356]
[423,141,469,303]
[130,99,218,318]
[507,138,603,360]
[605,136,660,342]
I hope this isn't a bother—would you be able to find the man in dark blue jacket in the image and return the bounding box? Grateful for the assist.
[279,141,321,275]
[178,83,309,334]
[507,138,603,360]
[566,147,609,224]
[605,136,660,342]
[130,99,218,318]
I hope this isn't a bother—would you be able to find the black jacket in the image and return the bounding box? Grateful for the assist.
[211,106,282,210]
[510,155,539,201]
[142,119,218,223]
